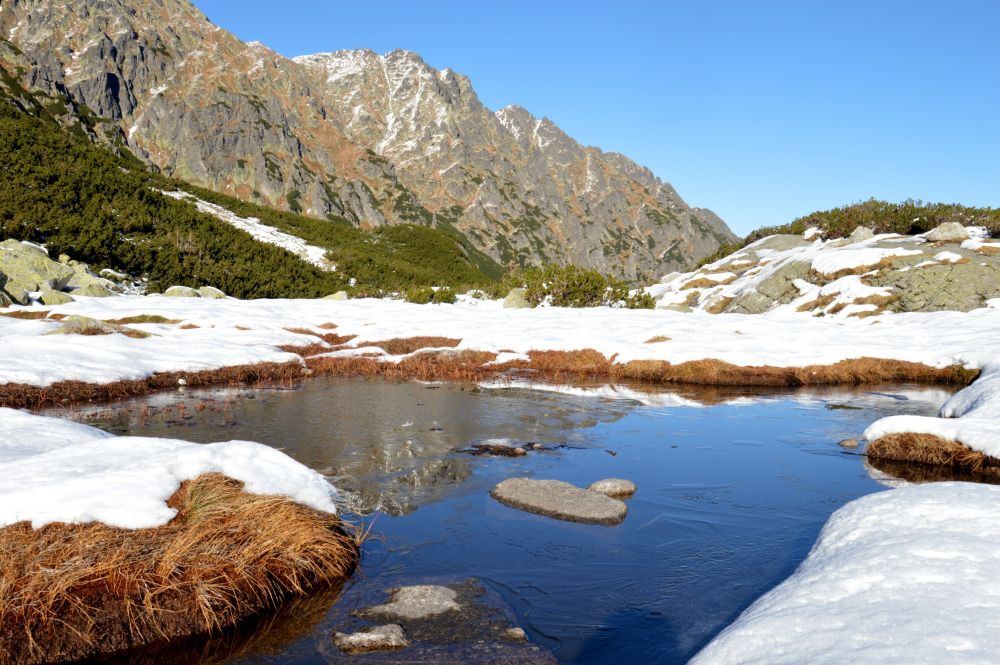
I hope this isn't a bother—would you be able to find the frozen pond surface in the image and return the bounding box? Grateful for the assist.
[62,377,953,664]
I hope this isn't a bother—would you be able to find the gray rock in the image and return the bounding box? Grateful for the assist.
[926,222,969,243]
[504,627,528,642]
[588,478,637,498]
[751,235,812,252]
[491,478,628,525]
[323,290,349,301]
[65,262,121,293]
[848,226,875,243]
[163,285,201,298]
[366,585,460,620]
[334,624,409,654]
[74,283,116,298]
[0,239,75,293]
[869,260,1000,312]
[46,315,122,336]
[726,260,811,314]
[0,291,11,308]
[38,288,74,305]
[197,285,226,299]
[838,438,860,449]
[503,287,531,309]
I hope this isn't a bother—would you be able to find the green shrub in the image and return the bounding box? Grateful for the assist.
[404,286,457,304]
[500,265,647,308]
[404,286,435,304]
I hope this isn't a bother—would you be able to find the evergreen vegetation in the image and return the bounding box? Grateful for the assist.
[497,265,655,309]
[749,199,1000,244]
[0,80,498,298]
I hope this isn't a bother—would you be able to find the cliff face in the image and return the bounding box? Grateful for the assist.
[0,0,735,278]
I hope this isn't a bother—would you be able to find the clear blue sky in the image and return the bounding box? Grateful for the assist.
[193,0,999,236]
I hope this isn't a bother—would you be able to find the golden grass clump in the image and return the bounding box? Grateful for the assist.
[0,473,359,665]
[308,349,497,382]
[644,335,671,344]
[105,315,181,325]
[681,274,736,290]
[867,433,1000,477]
[0,361,305,410]
[368,336,461,355]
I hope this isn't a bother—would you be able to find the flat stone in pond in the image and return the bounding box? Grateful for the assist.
[491,478,627,525]
[334,624,409,654]
[365,585,460,620]
[588,478,637,498]
[839,438,860,449]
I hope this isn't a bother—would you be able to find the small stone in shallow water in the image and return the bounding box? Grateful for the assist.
[334,624,409,653]
[588,478,637,498]
[504,627,528,642]
[839,438,860,449]
[366,585,460,620]
[491,478,628,525]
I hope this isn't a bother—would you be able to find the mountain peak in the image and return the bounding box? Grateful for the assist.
[1,0,735,278]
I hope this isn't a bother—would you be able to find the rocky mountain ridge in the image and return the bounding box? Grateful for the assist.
[0,0,735,278]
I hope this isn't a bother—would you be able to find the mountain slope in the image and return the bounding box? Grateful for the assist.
[0,68,495,297]
[0,0,735,278]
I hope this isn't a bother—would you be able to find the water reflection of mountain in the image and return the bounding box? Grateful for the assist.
[48,377,955,515]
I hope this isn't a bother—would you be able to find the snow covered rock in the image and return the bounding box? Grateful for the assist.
[926,221,969,243]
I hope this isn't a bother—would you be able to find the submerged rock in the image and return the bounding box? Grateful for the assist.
[339,578,556,663]
[839,438,860,449]
[365,585,460,620]
[334,624,409,654]
[926,222,969,243]
[163,285,201,298]
[503,288,531,309]
[588,478,637,498]
[491,477,628,525]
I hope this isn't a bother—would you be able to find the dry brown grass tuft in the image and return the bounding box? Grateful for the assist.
[308,349,497,382]
[368,336,461,355]
[178,323,200,330]
[681,274,736,290]
[279,329,358,358]
[0,361,305,410]
[814,255,904,280]
[0,473,359,665]
[0,309,50,320]
[976,244,1000,256]
[867,433,1000,477]
[644,335,671,344]
[797,294,836,312]
[847,293,900,318]
[105,315,181,325]
[610,357,977,387]
[703,296,734,314]
[317,322,339,330]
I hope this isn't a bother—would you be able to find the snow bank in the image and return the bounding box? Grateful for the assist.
[692,482,1000,665]
[0,408,338,529]
[161,191,334,270]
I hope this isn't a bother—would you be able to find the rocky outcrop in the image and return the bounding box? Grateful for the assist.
[0,0,734,278]
[0,240,121,305]
[653,227,1000,315]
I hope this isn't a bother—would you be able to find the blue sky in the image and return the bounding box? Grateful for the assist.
[193,0,999,236]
